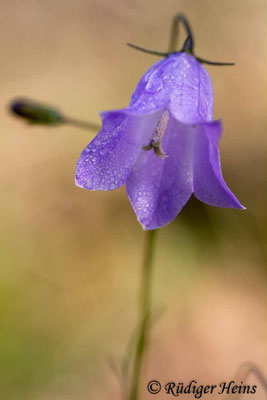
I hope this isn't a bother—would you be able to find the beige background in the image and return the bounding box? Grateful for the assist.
[0,0,266,399]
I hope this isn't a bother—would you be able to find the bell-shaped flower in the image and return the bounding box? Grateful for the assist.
[75,50,244,230]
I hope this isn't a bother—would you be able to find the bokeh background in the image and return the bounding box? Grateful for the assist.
[0,0,266,399]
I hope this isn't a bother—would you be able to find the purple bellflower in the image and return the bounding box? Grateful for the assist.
[76,17,244,230]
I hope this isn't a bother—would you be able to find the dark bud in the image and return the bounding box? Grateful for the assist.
[10,98,65,126]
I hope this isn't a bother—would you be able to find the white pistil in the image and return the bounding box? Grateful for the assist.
[142,110,169,159]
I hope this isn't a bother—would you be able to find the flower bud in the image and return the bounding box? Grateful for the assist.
[10,98,65,125]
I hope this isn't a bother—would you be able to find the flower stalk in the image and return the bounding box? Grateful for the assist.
[130,229,157,400]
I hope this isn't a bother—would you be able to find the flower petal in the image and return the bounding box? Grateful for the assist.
[126,114,193,230]
[193,120,245,209]
[75,108,163,191]
[130,53,213,124]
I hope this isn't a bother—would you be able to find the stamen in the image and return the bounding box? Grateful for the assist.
[142,111,169,159]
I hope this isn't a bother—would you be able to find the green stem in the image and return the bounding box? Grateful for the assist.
[64,117,100,131]
[130,229,157,400]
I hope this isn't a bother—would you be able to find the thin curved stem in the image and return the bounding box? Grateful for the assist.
[168,13,194,53]
[130,229,157,400]
[128,14,235,67]
[64,117,101,131]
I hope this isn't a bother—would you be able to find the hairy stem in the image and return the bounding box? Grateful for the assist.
[130,229,157,400]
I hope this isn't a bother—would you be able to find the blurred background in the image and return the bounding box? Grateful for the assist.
[0,0,266,399]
